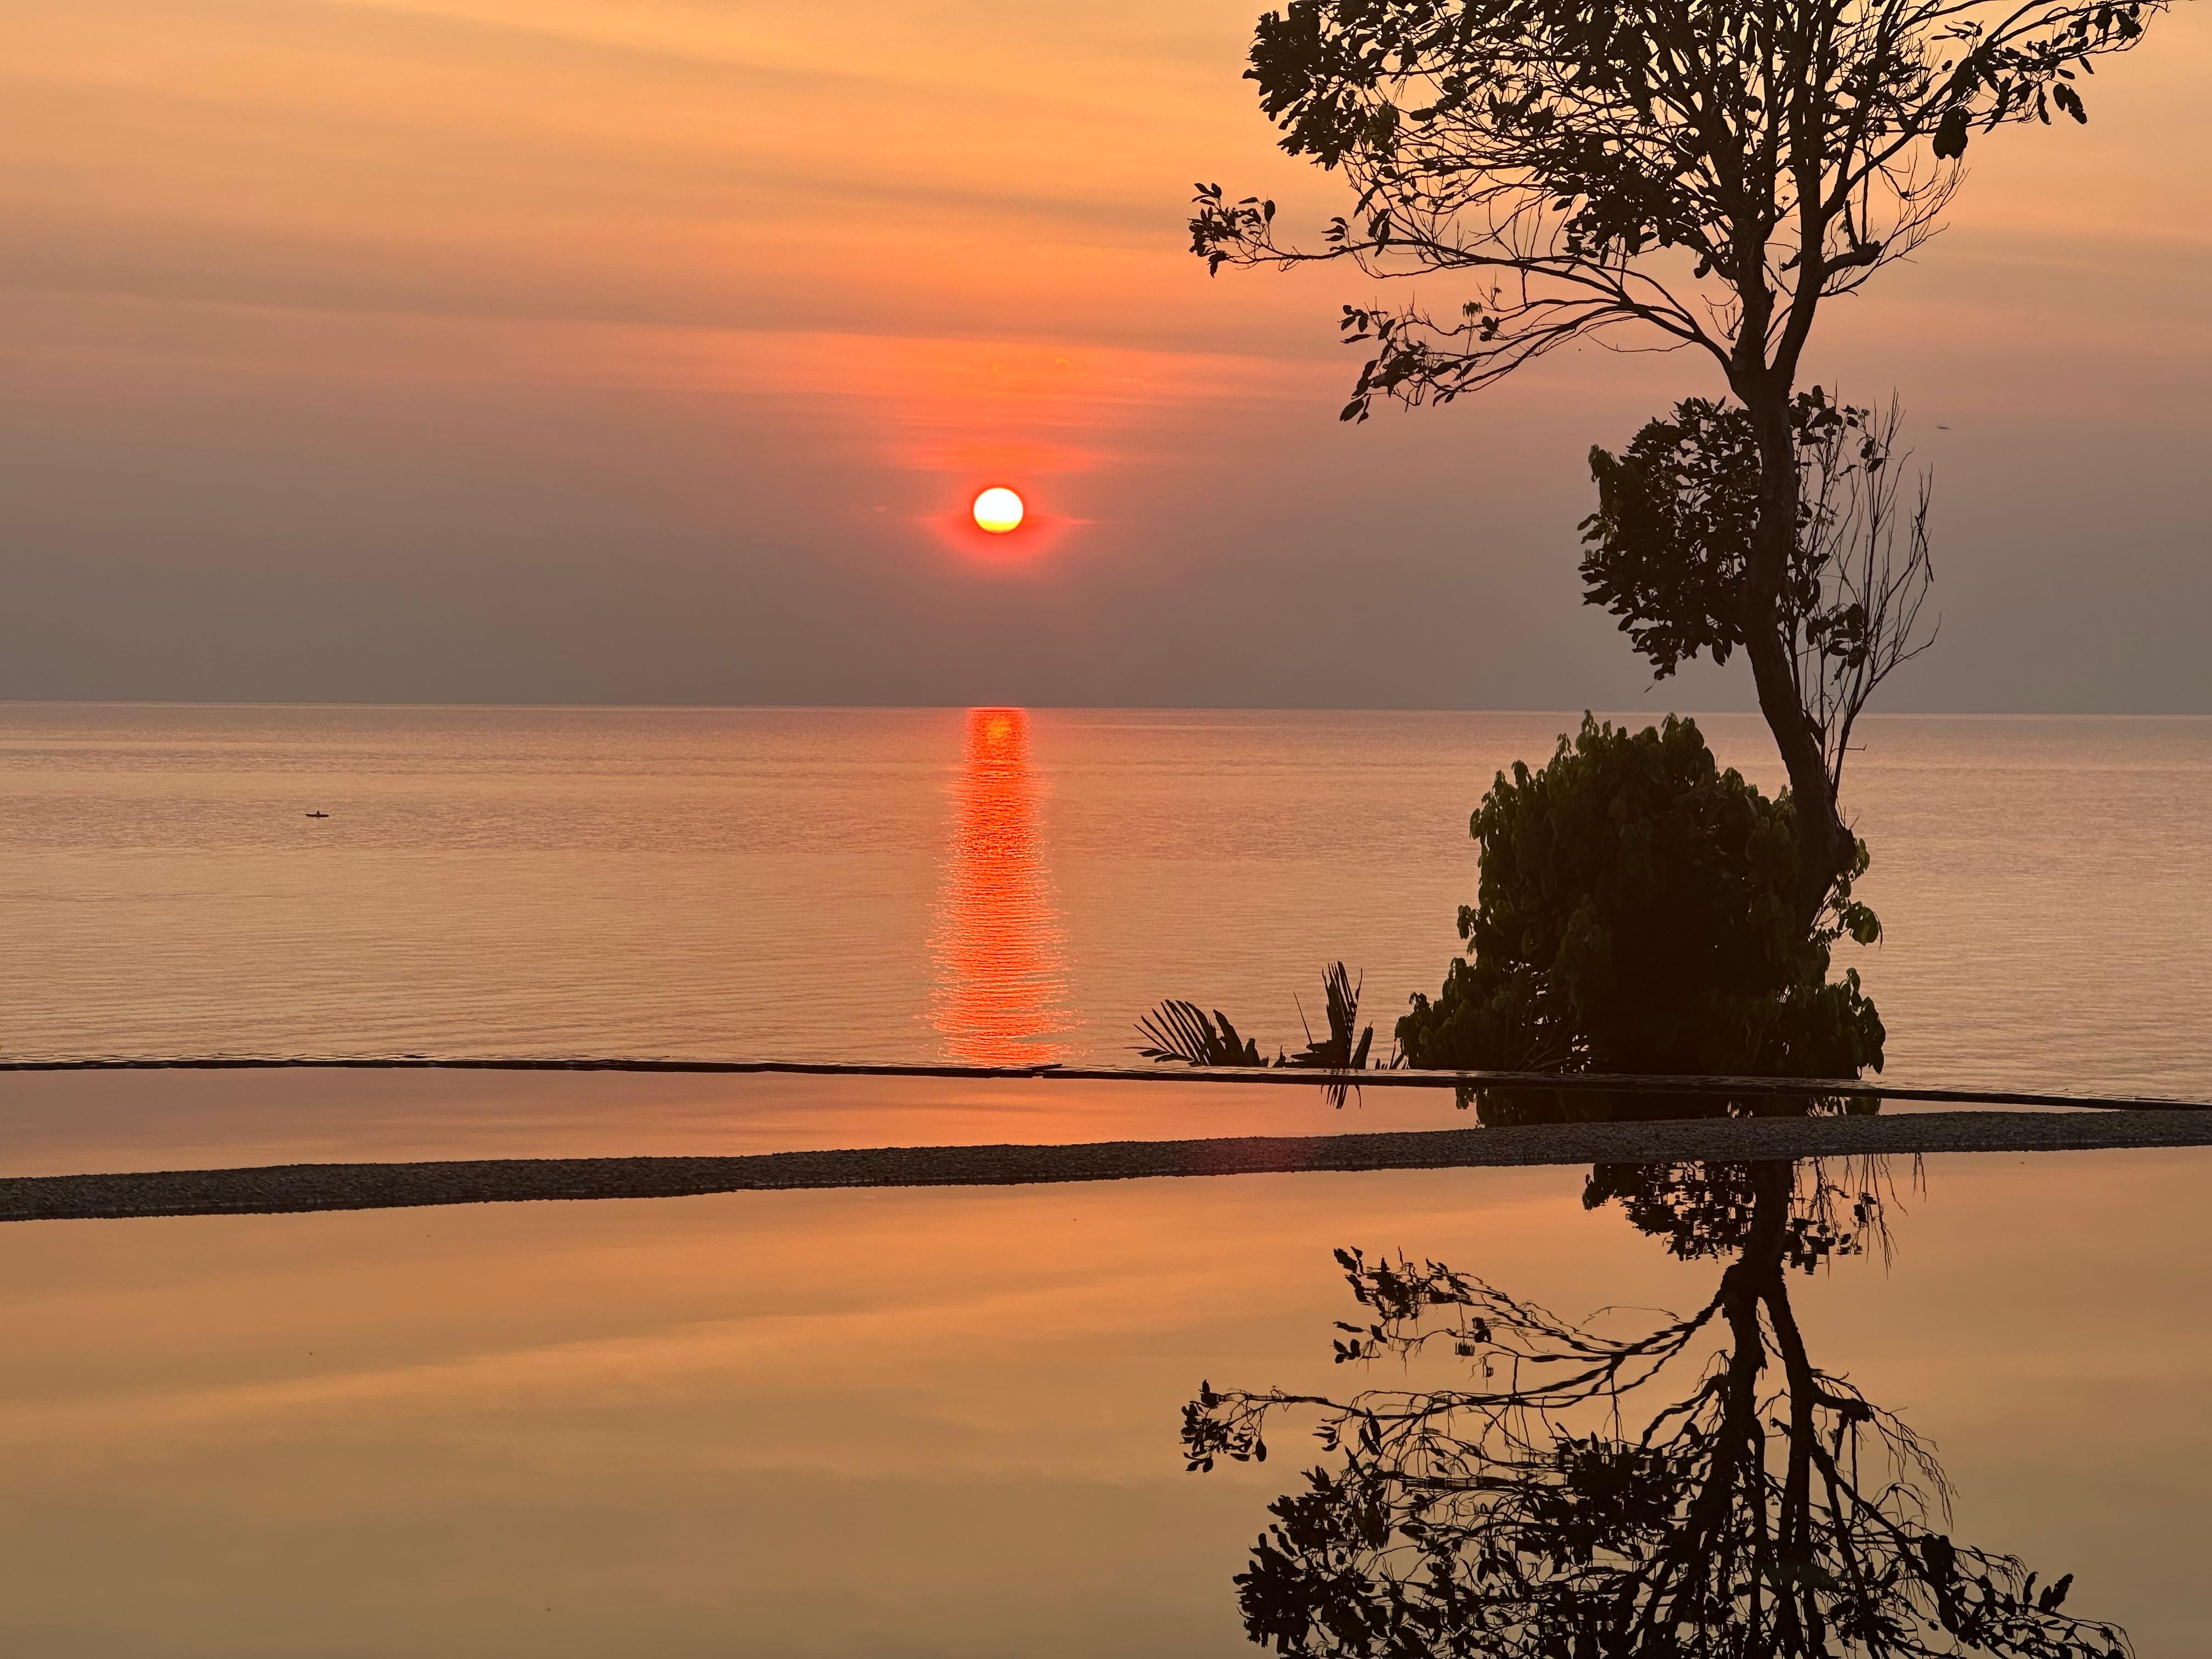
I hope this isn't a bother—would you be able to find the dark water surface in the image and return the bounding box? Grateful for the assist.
[3,704,2208,1093]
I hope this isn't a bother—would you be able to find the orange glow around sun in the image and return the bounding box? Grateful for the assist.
[971,486,1025,533]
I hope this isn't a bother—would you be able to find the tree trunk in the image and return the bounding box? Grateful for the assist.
[1739,381,1855,933]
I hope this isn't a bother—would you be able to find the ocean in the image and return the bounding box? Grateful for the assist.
[3,702,2207,1094]
[5,701,2210,1656]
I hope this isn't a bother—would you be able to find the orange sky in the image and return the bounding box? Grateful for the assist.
[3,0,2208,709]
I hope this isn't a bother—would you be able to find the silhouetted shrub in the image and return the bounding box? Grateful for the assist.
[1135,1000,1266,1067]
[1136,962,1380,1073]
[1396,715,1883,1096]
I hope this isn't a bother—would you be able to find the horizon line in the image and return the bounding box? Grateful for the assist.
[3,699,2207,720]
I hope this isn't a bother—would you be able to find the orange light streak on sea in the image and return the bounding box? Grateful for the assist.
[929,708,1074,1064]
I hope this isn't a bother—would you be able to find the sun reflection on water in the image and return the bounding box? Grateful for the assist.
[929,708,1074,1064]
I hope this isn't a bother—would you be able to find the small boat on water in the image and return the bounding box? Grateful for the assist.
[304,811,330,819]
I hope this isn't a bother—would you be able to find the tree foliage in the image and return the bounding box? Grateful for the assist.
[1583,391,1938,793]
[1137,1000,1268,1066]
[1396,715,1884,1090]
[1192,0,2163,415]
[1139,963,1384,1084]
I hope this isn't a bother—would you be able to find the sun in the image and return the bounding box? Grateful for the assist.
[972,486,1025,534]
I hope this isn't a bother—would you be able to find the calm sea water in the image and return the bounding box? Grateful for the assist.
[2,703,2207,1094]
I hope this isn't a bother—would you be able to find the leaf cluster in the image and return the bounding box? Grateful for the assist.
[1137,963,1383,1093]
[1581,390,1850,679]
[1581,1155,1894,1268]
[1193,0,2165,416]
[1136,1000,1267,1066]
[1582,392,1940,797]
[1396,715,1885,1090]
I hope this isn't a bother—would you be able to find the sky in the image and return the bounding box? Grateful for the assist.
[3,0,2208,712]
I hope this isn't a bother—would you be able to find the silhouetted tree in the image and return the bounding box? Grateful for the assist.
[1583,392,1937,799]
[1396,716,1885,1096]
[1182,1159,2130,1656]
[1190,0,2165,924]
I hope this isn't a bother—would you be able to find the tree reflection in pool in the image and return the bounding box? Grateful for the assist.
[1182,1158,2130,1657]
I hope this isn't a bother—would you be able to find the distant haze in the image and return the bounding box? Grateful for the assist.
[4,0,2208,712]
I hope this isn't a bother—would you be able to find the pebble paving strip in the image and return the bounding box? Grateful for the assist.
[8,1108,2211,1223]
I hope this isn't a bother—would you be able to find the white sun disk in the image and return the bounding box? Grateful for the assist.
[972,486,1025,534]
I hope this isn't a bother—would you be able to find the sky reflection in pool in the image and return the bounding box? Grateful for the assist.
[0,1141,2202,1654]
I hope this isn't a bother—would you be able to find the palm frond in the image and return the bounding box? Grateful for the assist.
[1135,999,1263,1067]
[1285,962,1374,1071]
